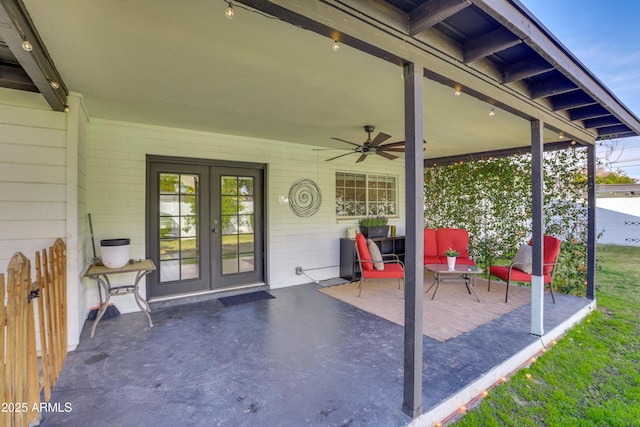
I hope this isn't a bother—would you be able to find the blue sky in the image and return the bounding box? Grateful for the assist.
[521,0,640,180]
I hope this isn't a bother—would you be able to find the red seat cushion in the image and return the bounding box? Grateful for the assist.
[424,256,441,265]
[489,265,553,284]
[424,228,475,266]
[525,236,562,275]
[362,263,404,279]
[542,236,561,275]
[355,233,374,271]
[436,228,470,259]
[423,228,438,262]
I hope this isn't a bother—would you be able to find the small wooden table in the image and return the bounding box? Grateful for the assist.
[84,259,156,338]
[424,264,484,302]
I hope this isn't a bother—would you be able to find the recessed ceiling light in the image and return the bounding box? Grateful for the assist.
[22,41,33,51]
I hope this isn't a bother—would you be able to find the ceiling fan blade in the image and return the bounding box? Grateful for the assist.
[381,139,427,147]
[370,132,392,147]
[377,151,398,160]
[383,148,405,152]
[330,137,363,148]
[325,152,356,161]
[355,154,368,163]
[313,147,352,151]
[379,141,405,148]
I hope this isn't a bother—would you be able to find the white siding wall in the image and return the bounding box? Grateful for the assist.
[0,91,67,274]
[0,89,83,348]
[66,93,89,348]
[85,119,406,313]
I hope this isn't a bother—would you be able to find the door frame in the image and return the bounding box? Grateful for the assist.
[145,155,268,300]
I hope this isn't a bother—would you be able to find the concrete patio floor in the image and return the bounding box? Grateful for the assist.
[39,281,593,427]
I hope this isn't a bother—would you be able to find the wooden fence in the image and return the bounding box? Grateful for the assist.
[1,238,67,427]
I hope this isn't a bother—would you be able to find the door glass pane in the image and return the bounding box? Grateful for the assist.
[221,175,255,275]
[239,196,254,214]
[222,215,238,234]
[239,234,254,273]
[159,172,200,283]
[221,195,238,215]
[221,234,239,256]
[239,177,253,195]
[221,177,238,195]
[238,215,254,233]
[160,260,180,282]
[160,238,179,260]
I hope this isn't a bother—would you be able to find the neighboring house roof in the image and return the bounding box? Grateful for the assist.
[1,0,639,159]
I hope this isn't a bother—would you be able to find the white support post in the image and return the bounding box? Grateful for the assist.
[530,119,544,336]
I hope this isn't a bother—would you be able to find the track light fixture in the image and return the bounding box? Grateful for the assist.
[489,108,496,117]
[332,40,340,52]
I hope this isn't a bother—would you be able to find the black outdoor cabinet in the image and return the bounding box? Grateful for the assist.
[339,236,405,281]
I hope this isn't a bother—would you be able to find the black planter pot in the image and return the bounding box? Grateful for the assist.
[359,225,389,238]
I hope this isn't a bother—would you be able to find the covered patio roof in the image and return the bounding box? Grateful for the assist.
[1,0,638,162]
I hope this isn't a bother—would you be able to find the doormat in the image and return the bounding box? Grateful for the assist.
[219,291,275,307]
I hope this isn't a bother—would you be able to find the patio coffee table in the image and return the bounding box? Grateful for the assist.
[424,264,484,302]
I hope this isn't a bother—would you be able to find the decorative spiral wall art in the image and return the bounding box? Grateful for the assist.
[288,178,322,217]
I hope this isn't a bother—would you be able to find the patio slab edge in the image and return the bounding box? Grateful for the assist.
[409,300,596,426]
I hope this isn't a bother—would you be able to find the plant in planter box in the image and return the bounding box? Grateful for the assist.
[359,216,389,238]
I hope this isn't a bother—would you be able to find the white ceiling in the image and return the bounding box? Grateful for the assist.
[22,0,560,160]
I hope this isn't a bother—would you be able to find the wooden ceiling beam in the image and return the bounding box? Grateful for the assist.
[502,56,555,83]
[569,104,610,121]
[463,27,521,63]
[424,140,582,167]
[0,61,36,91]
[550,91,597,111]
[597,131,636,140]
[530,76,579,99]
[597,124,631,137]
[583,116,622,129]
[0,0,67,111]
[408,0,471,36]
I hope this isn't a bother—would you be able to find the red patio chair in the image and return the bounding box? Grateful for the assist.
[488,235,561,303]
[354,233,404,297]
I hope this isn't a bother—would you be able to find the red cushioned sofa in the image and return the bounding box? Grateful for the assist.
[423,228,475,266]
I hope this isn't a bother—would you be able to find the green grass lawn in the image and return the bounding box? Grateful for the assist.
[453,245,640,426]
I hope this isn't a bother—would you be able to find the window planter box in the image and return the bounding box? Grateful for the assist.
[359,225,389,238]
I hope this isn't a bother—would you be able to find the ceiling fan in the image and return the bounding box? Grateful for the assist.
[324,125,407,163]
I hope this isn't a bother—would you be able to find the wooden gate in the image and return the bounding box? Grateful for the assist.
[1,238,67,427]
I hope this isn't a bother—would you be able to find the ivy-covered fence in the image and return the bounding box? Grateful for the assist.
[423,147,589,296]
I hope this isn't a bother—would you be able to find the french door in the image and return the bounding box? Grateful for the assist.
[147,158,264,299]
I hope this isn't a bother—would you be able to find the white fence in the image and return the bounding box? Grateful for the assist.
[597,196,640,247]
